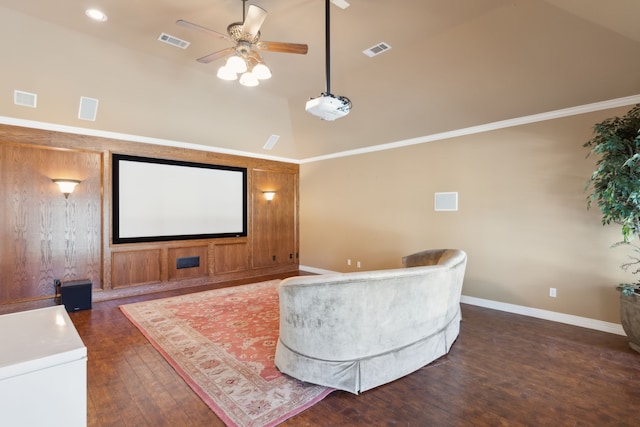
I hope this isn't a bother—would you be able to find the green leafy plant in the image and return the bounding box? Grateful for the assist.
[584,104,640,295]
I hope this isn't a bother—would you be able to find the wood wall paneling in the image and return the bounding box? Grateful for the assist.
[0,124,299,306]
[111,250,161,288]
[168,246,208,281]
[213,242,250,274]
[251,169,298,269]
[0,142,102,304]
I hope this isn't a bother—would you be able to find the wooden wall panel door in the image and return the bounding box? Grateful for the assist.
[0,143,102,304]
[251,169,297,269]
[214,242,249,274]
[111,250,161,288]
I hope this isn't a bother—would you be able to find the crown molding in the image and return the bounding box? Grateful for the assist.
[0,116,296,164]
[300,94,640,164]
[3,94,639,165]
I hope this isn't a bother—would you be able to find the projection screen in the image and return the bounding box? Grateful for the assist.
[112,154,247,244]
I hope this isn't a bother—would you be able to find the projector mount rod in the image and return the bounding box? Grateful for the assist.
[325,0,331,95]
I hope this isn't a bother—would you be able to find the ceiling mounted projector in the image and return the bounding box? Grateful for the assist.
[306,93,352,121]
[307,0,352,121]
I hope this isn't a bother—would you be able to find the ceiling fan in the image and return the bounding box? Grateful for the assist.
[177,0,308,87]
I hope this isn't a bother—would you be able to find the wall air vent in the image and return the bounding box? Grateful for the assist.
[14,90,37,108]
[158,33,190,49]
[363,42,391,58]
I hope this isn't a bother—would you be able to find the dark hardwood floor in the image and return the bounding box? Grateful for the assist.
[62,273,640,426]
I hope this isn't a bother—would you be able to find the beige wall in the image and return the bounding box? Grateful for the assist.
[299,106,635,324]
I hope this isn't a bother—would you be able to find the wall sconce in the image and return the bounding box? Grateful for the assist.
[263,191,276,202]
[52,179,81,198]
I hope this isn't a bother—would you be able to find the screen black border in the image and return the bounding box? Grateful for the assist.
[112,153,248,244]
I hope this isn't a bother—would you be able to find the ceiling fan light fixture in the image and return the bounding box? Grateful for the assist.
[252,63,272,80]
[178,3,308,89]
[217,66,238,81]
[226,55,247,73]
[239,72,259,87]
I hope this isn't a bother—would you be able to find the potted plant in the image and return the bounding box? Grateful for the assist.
[584,104,640,352]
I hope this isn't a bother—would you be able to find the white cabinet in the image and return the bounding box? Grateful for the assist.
[0,306,87,426]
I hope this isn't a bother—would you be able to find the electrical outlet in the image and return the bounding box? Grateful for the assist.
[549,288,557,298]
[347,259,351,266]
[357,261,361,268]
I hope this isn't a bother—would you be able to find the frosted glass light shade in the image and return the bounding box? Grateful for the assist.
[252,63,272,80]
[263,191,276,201]
[217,66,238,80]
[226,55,247,73]
[52,179,80,198]
[239,72,259,87]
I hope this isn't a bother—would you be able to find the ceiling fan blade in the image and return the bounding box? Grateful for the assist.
[256,41,309,55]
[197,47,236,64]
[242,5,267,38]
[176,19,229,41]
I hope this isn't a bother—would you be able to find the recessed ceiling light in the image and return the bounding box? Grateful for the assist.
[85,9,108,22]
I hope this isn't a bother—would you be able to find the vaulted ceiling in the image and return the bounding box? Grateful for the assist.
[1,0,639,161]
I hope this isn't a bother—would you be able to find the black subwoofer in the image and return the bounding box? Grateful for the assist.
[61,279,92,311]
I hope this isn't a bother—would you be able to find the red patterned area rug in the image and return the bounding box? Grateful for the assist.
[120,280,333,427]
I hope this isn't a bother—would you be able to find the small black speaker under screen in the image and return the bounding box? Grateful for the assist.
[61,279,92,311]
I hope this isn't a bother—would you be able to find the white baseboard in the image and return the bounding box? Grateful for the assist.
[299,265,339,275]
[461,295,625,336]
[299,266,625,336]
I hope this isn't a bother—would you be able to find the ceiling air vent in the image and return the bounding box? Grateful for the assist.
[158,33,190,49]
[263,135,280,150]
[14,90,37,108]
[330,0,350,9]
[363,42,391,58]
